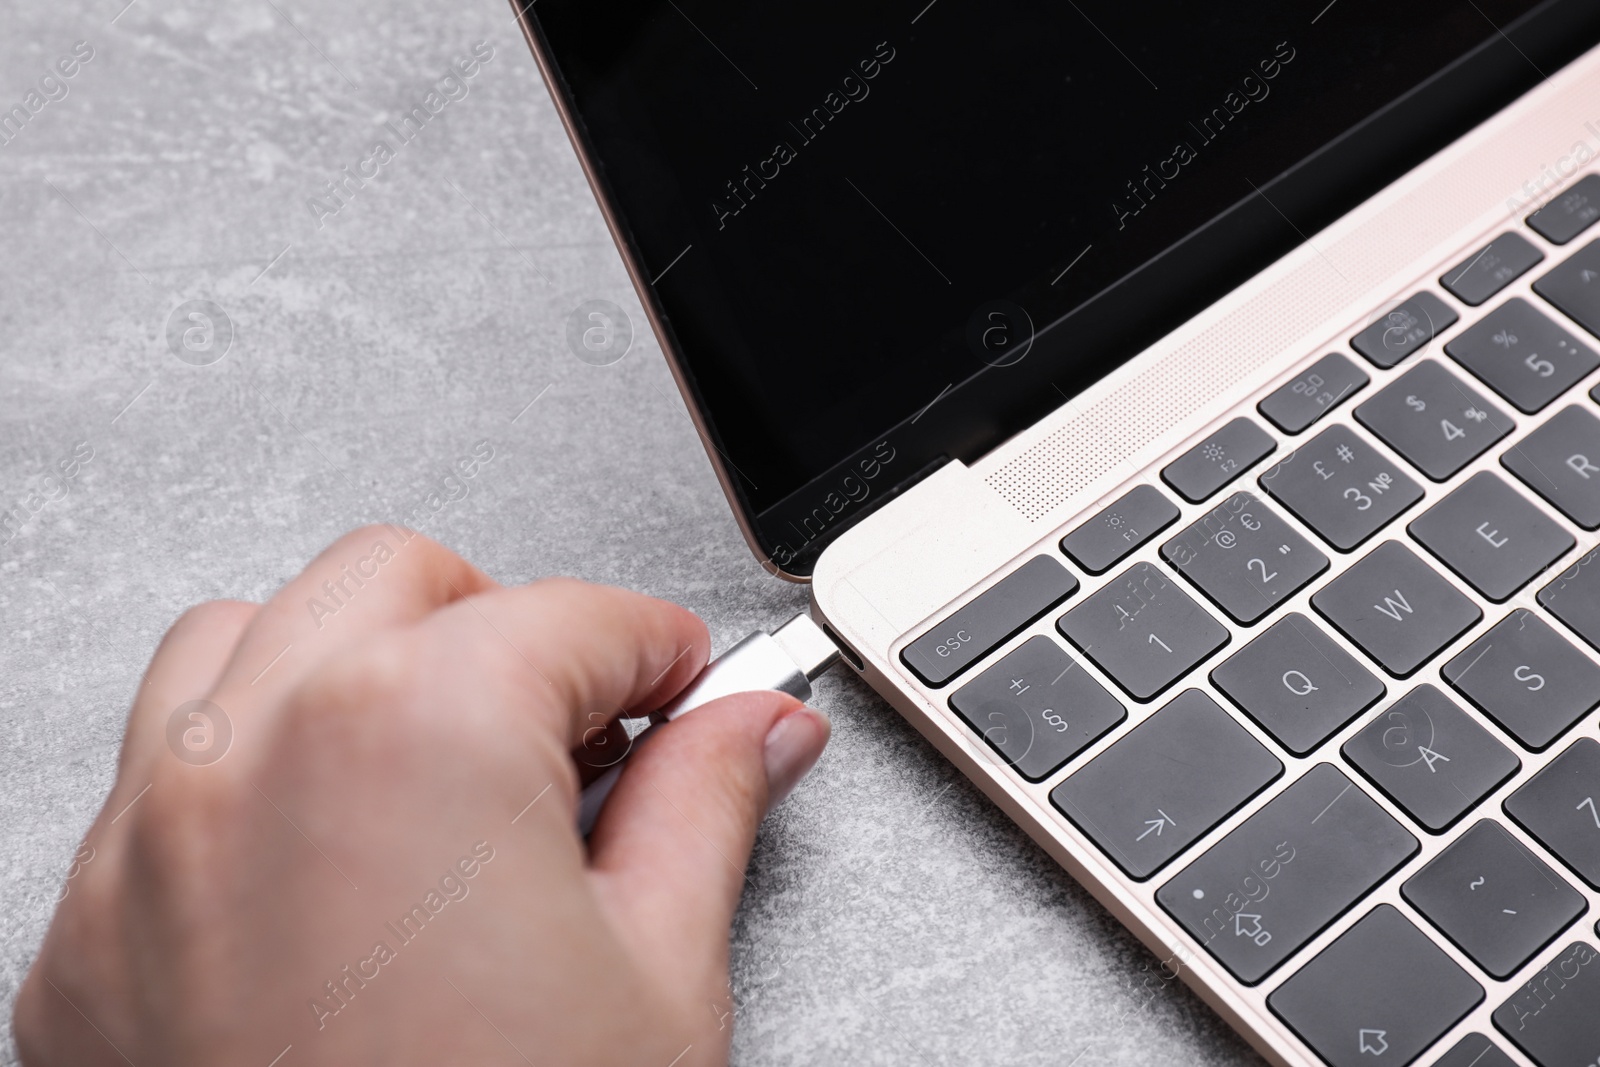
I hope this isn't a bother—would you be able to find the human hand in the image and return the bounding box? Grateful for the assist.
[14,526,830,1066]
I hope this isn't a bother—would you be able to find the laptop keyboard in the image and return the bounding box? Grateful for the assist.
[898,178,1600,1065]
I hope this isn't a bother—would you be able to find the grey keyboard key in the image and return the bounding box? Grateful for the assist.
[1162,417,1277,504]
[1442,233,1545,306]
[1443,609,1600,751]
[1050,690,1283,879]
[902,556,1079,687]
[1211,613,1385,756]
[1538,547,1600,651]
[1056,561,1230,702]
[1343,684,1520,832]
[948,636,1126,781]
[1432,1033,1517,1067]
[1492,941,1600,1067]
[1504,738,1600,889]
[1061,484,1179,575]
[1403,821,1586,979]
[1504,405,1600,529]
[1356,360,1515,481]
[1446,298,1599,412]
[1352,291,1460,369]
[1157,763,1418,984]
[1526,174,1600,243]
[1161,492,1329,624]
[1533,237,1600,337]
[1258,423,1425,551]
[1312,541,1483,677]
[1408,471,1574,602]
[1258,353,1369,435]
[1269,905,1482,1067]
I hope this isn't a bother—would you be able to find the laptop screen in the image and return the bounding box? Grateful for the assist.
[523,0,1600,575]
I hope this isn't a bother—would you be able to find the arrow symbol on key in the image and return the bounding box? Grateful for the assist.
[1579,796,1600,829]
[1138,809,1176,841]
[1359,1029,1389,1056]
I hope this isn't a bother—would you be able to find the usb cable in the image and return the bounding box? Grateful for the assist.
[576,611,843,834]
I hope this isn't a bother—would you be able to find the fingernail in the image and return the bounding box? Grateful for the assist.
[762,706,830,811]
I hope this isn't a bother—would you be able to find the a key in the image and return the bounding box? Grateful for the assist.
[901,556,1079,687]
[1408,471,1574,602]
[1258,353,1369,435]
[1538,547,1600,652]
[1503,405,1600,529]
[1526,174,1600,243]
[1268,905,1483,1067]
[1258,423,1424,551]
[1342,684,1520,832]
[1312,541,1483,678]
[948,636,1126,782]
[1060,484,1179,575]
[1445,298,1599,412]
[1160,492,1329,624]
[1211,613,1386,757]
[1161,417,1277,504]
[1402,820,1586,979]
[1432,1033,1518,1067]
[1056,561,1230,702]
[1441,233,1545,306]
[1492,941,1600,1067]
[1156,763,1418,984]
[1355,360,1514,481]
[1443,609,1600,751]
[1351,291,1459,369]
[1503,738,1600,889]
[1050,689,1283,879]
[1532,237,1600,337]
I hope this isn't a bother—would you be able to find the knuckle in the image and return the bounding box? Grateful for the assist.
[156,598,255,650]
[286,636,417,730]
[129,765,243,896]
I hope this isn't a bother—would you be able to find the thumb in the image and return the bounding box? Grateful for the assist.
[585,691,830,976]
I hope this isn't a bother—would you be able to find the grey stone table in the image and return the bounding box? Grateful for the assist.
[0,1,1261,1063]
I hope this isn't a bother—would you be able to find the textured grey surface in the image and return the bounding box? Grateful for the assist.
[0,1,1262,1063]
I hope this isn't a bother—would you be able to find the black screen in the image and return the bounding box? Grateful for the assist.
[524,0,1600,574]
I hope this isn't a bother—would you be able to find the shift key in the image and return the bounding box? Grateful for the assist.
[1157,764,1418,985]
[901,556,1079,687]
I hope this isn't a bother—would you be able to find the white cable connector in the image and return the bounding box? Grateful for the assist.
[576,612,842,835]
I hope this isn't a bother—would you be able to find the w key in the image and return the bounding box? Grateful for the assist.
[1312,541,1482,677]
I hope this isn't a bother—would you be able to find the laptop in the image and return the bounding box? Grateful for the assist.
[512,3,1600,1064]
